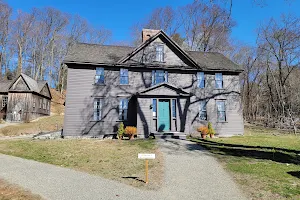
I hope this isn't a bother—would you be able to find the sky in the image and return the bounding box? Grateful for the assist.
[6,0,300,46]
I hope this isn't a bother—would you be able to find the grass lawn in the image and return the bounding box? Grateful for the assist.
[0,139,163,189]
[0,179,42,200]
[190,125,300,200]
[0,115,64,137]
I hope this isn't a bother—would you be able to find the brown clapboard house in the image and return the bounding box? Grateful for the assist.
[63,29,244,138]
[0,73,52,122]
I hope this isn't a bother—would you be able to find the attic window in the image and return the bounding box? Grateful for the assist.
[155,44,164,62]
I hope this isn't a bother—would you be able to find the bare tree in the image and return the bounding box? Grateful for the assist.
[0,1,11,79]
[13,9,36,75]
[179,1,235,52]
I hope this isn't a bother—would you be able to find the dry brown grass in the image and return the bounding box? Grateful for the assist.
[0,139,163,190]
[0,179,42,200]
[50,89,65,115]
[0,115,64,137]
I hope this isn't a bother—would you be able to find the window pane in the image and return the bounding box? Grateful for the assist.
[215,73,223,88]
[217,101,225,111]
[218,111,226,121]
[197,72,205,88]
[119,99,128,120]
[156,45,164,62]
[200,111,207,120]
[94,99,102,120]
[172,99,176,118]
[96,67,104,75]
[120,76,129,85]
[215,73,222,80]
[153,99,157,117]
[199,100,207,120]
[217,101,226,121]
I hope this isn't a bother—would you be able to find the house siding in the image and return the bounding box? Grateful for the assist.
[64,65,244,137]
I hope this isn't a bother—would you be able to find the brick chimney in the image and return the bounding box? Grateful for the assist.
[142,29,160,42]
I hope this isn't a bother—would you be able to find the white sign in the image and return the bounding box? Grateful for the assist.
[138,153,155,160]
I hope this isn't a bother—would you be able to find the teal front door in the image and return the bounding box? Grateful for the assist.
[158,100,170,132]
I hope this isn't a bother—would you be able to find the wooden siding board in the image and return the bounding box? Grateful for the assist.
[64,65,244,137]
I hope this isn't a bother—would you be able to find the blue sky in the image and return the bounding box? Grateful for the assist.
[6,0,300,46]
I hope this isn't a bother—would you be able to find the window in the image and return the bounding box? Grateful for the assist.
[119,99,128,120]
[155,44,164,62]
[152,70,168,85]
[2,96,8,108]
[93,98,103,121]
[47,101,50,111]
[39,98,42,109]
[197,72,205,88]
[120,68,129,85]
[215,73,223,89]
[172,99,176,118]
[152,99,157,117]
[33,100,36,108]
[43,98,46,110]
[95,67,105,84]
[199,100,207,120]
[216,101,226,122]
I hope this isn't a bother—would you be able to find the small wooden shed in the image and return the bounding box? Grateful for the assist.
[0,73,52,122]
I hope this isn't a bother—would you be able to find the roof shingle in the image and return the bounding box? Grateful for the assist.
[64,42,242,72]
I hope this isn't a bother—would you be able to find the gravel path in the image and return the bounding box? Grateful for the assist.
[0,139,247,200]
[157,139,247,200]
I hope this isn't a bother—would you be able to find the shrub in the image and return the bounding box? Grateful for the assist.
[197,126,208,134]
[208,122,216,135]
[117,122,125,138]
[125,126,137,136]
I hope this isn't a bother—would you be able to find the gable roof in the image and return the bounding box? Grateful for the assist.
[0,80,12,93]
[138,83,190,96]
[118,30,199,68]
[2,73,52,98]
[64,43,134,64]
[63,31,242,72]
[186,51,242,71]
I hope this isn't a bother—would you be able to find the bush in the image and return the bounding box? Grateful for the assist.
[117,122,125,139]
[197,126,208,134]
[125,126,137,135]
[208,122,216,135]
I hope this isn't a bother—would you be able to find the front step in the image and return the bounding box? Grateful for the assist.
[150,132,187,140]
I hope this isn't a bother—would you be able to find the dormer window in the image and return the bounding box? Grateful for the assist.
[155,44,164,62]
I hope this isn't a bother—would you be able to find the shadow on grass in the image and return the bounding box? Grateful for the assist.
[122,176,146,183]
[189,139,300,165]
[287,171,300,179]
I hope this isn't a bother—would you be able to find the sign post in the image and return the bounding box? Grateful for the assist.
[138,153,155,184]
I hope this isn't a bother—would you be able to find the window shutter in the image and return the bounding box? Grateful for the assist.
[152,70,155,86]
[165,71,168,83]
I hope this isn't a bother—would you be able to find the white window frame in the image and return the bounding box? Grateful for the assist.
[2,96,8,108]
[216,100,226,122]
[199,100,207,120]
[119,99,128,121]
[152,70,168,85]
[155,44,164,62]
[197,72,205,88]
[95,67,105,85]
[93,98,103,121]
[120,68,129,85]
[215,73,223,89]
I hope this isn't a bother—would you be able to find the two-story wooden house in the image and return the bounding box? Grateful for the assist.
[0,73,52,122]
[63,29,244,138]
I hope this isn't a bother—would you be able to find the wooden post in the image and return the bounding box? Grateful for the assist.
[145,160,149,184]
